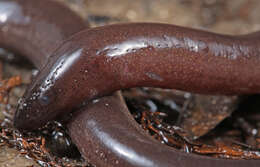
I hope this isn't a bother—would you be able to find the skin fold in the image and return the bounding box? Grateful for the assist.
[2,0,259,166]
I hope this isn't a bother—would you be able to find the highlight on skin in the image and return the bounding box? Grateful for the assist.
[2,0,259,166]
[68,92,260,167]
[0,0,87,67]
[14,23,260,129]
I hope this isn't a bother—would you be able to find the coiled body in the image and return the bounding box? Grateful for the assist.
[1,0,259,166]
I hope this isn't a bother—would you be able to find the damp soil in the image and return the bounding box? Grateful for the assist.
[1,0,260,166]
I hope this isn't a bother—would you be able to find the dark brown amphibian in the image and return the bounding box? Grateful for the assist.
[68,92,259,167]
[0,0,87,67]
[15,23,260,129]
[2,0,259,166]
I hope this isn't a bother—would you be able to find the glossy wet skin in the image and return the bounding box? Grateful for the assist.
[68,92,260,167]
[0,0,87,67]
[15,23,260,129]
[3,0,260,166]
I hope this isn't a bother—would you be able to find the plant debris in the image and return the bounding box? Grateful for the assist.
[123,88,260,160]
[0,69,91,167]
[0,76,21,104]
[123,88,238,140]
[0,124,91,167]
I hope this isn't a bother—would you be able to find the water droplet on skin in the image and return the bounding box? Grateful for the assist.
[145,72,163,81]
[252,129,258,135]
[92,99,100,103]
[32,69,39,76]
